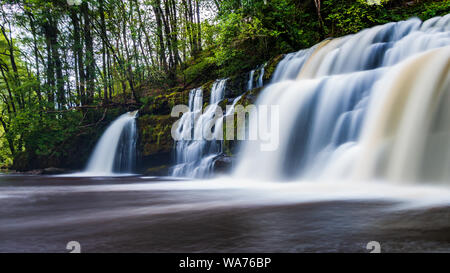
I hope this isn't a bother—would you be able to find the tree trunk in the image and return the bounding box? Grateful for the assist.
[70,9,85,105]
[47,16,65,108]
[195,0,202,51]
[26,12,42,107]
[99,0,108,103]
[153,0,168,72]
[82,2,95,104]
[43,23,55,109]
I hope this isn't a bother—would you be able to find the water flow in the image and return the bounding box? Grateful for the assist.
[172,79,228,177]
[248,70,255,90]
[257,63,266,88]
[214,95,242,140]
[247,64,266,90]
[235,15,450,184]
[270,46,316,83]
[84,111,138,176]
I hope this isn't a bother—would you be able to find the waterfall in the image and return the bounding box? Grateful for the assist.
[257,63,266,88]
[248,70,255,90]
[234,15,450,184]
[83,111,138,176]
[270,47,316,83]
[171,79,228,177]
[214,95,242,140]
[247,64,266,90]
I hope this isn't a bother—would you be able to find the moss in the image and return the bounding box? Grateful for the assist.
[139,88,192,116]
[200,80,214,106]
[167,89,191,109]
[183,51,219,86]
[239,87,264,107]
[144,165,170,176]
[137,114,177,157]
[218,72,246,100]
[218,98,230,110]
[264,54,285,82]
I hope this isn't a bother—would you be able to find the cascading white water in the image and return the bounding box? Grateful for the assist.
[247,64,266,90]
[257,63,266,88]
[171,79,228,177]
[235,15,450,184]
[84,111,138,176]
[214,95,242,140]
[248,70,255,90]
[270,46,316,83]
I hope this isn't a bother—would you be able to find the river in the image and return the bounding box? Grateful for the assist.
[1,175,449,252]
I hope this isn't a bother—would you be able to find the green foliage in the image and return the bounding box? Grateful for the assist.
[385,0,450,21]
[184,55,217,84]
[0,126,12,167]
[207,0,325,75]
[209,0,450,77]
[17,110,84,157]
[324,0,450,37]
[324,0,385,35]
[213,10,278,75]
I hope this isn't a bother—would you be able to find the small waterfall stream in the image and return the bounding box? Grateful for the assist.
[83,111,138,176]
[247,64,266,90]
[257,63,266,88]
[248,70,255,90]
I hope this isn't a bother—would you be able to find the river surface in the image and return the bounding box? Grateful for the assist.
[1,175,449,253]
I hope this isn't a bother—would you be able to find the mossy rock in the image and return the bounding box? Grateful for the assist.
[264,54,285,82]
[240,87,264,106]
[137,114,177,156]
[183,54,218,86]
[167,88,191,109]
[200,80,215,105]
[218,98,231,110]
[140,88,191,116]
[144,165,170,176]
[224,73,248,99]
[212,154,234,174]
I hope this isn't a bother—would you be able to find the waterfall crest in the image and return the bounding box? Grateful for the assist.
[234,15,450,184]
[83,111,138,176]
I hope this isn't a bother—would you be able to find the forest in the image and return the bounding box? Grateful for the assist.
[0,0,448,171]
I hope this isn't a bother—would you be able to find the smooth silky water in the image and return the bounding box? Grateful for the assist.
[65,111,139,177]
[1,16,450,252]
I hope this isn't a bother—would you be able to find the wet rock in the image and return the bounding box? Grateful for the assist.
[25,169,43,175]
[144,165,170,176]
[224,73,248,98]
[137,114,177,157]
[263,54,285,82]
[42,167,68,175]
[213,154,234,174]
